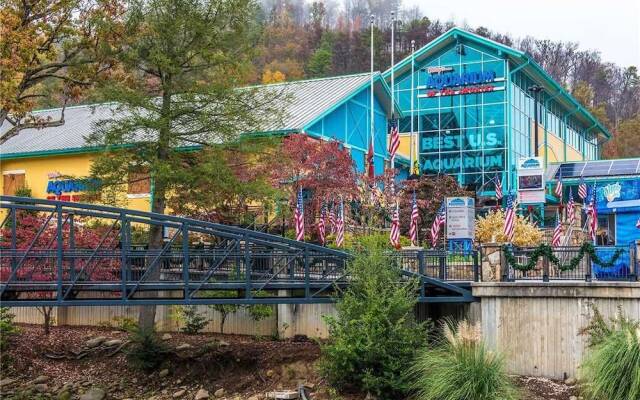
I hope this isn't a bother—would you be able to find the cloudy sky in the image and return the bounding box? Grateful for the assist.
[404,0,640,67]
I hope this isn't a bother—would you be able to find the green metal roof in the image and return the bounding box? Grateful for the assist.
[382,27,611,140]
[1,73,402,160]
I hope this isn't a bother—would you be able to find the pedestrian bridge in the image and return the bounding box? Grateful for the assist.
[0,196,476,307]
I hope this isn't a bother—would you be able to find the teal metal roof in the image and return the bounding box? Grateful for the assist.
[1,73,401,160]
[383,27,611,140]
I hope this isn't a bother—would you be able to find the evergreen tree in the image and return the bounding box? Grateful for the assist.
[87,0,284,330]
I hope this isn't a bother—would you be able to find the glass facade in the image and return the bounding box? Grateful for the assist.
[395,44,507,189]
[391,39,601,192]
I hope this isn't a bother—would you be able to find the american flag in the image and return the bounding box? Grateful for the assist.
[430,202,446,248]
[294,188,304,241]
[578,176,587,201]
[585,185,598,242]
[504,193,516,242]
[551,213,563,247]
[366,142,375,179]
[389,202,400,248]
[494,174,503,201]
[388,117,400,162]
[409,191,419,246]
[328,202,336,234]
[566,188,576,226]
[335,199,345,247]
[317,203,326,245]
[554,172,563,200]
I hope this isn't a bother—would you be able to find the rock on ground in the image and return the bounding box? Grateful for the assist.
[194,388,209,399]
[80,387,106,400]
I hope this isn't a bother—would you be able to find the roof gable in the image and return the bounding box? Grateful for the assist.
[383,27,611,140]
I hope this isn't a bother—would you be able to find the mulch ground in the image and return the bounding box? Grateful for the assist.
[1,324,579,400]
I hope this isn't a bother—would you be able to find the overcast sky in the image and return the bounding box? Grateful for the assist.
[404,0,640,67]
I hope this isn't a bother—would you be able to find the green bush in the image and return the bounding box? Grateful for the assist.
[0,307,18,352]
[319,246,428,399]
[0,307,19,369]
[408,319,520,400]
[126,327,171,371]
[579,309,640,400]
[171,305,209,334]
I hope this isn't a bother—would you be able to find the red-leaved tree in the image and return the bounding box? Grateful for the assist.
[272,134,359,239]
[0,211,119,334]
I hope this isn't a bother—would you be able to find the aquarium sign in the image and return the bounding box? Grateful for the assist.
[46,178,99,195]
[446,197,475,239]
[426,70,497,90]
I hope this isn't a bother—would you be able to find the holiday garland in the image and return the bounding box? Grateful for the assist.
[502,242,625,272]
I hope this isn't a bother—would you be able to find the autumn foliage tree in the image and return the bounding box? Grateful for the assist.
[0,0,124,142]
[272,134,359,238]
[475,209,543,247]
[398,175,472,242]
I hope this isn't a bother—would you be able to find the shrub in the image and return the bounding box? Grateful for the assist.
[171,306,209,334]
[0,307,18,352]
[0,307,19,369]
[319,246,428,399]
[408,319,520,400]
[126,327,171,371]
[579,308,640,400]
[475,209,543,247]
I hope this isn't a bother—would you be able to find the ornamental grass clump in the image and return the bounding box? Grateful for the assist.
[579,309,640,400]
[408,319,521,400]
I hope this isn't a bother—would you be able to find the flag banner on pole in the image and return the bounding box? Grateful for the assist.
[390,202,400,248]
[551,213,562,247]
[388,117,400,162]
[554,172,563,201]
[494,174,503,200]
[367,142,375,179]
[318,203,326,245]
[328,202,336,234]
[335,199,345,247]
[294,188,304,241]
[586,185,598,243]
[430,202,446,248]
[578,176,587,201]
[567,188,575,226]
[409,191,419,246]
[504,193,516,242]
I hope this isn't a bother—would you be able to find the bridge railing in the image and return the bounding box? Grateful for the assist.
[0,196,351,305]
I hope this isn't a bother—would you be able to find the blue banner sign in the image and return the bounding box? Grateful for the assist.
[594,179,640,210]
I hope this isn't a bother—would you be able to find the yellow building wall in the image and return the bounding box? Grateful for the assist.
[0,153,151,212]
[531,122,584,164]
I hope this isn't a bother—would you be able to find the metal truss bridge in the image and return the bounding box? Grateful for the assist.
[0,196,476,307]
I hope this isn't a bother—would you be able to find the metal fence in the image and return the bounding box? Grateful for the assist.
[483,244,638,282]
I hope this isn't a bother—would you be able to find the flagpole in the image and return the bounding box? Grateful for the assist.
[390,11,395,170]
[370,14,375,177]
[410,39,415,175]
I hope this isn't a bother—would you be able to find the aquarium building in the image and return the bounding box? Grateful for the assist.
[384,28,610,196]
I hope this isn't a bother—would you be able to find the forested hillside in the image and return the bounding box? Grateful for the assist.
[253,0,640,158]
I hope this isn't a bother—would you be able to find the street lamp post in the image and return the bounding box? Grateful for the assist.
[528,85,543,157]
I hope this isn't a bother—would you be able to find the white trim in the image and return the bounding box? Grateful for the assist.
[2,169,26,175]
[127,193,150,199]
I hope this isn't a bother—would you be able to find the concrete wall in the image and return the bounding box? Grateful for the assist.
[11,302,336,339]
[473,282,640,379]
